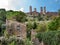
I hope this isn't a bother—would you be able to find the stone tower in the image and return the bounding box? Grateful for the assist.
[44,6,46,14]
[34,8,36,12]
[30,6,32,15]
[40,7,43,14]
[34,8,37,15]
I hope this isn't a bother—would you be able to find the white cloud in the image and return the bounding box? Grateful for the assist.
[0,0,8,10]
[0,0,26,11]
[0,0,27,11]
[0,0,14,10]
[20,8,24,12]
[0,0,22,10]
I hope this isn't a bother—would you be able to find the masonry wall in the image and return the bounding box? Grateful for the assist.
[6,20,26,39]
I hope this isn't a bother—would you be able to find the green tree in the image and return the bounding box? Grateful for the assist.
[36,23,47,32]
[0,9,6,36]
[26,21,33,40]
[36,31,60,45]
[9,41,15,45]
[16,11,27,22]
[48,16,60,31]
[0,9,6,22]
[32,22,37,29]
[6,11,19,19]
[26,21,33,31]
[4,30,10,39]
[25,39,33,45]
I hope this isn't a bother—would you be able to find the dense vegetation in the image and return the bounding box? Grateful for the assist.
[36,31,60,45]
[15,11,27,22]
[36,10,60,45]
[0,9,6,36]
[0,8,60,45]
[0,37,33,45]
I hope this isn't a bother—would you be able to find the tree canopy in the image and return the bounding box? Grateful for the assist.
[15,11,27,22]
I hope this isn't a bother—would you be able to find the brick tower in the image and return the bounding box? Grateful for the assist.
[30,6,32,15]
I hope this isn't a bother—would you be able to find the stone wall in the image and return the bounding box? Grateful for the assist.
[6,20,26,39]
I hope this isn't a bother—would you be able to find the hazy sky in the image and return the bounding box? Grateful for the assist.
[0,0,60,12]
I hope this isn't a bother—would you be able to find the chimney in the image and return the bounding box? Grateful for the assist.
[40,7,43,14]
[44,6,46,14]
[30,6,32,15]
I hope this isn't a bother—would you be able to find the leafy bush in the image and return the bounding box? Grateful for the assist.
[36,22,47,32]
[16,11,27,22]
[48,16,60,31]
[36,31,60,45]
[24,39,33,45]
[32,22,37,29]
[0,37,33,45]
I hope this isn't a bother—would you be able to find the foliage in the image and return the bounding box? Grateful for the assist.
[26,21,33,40]
[0,9,6,36]
[26,21,37,31]
[32,22,37,29]
[38,14,44,21]
[36,31,60,45]
[26,21,33,31]
[48,16,60,31]
[36,22,47,32]
[6,11,19,19]
[15,11,27,22]
[4,30,9,39]
[0,37,33,45]
[24,39,33,45]
[9,41,15,45]
[26,21,37,40]
[0,9,6,22]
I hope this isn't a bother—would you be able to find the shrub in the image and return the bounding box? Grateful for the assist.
[32,22,37,29]
[24,39,33,45]
[48,16,60,31]
[16,11,27,22]
[36,22,47,32]
[36,31,60,45]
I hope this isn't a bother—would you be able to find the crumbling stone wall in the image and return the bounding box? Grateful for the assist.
[6,20,26,39]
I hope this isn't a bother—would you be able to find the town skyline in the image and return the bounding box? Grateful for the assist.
[0,0,60,12]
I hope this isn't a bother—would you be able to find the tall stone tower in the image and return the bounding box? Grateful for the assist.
[30,6,32,15]
[34,8,36,12]
[34,8,37,15]
[44,6,46,14]
[40,7,43,14]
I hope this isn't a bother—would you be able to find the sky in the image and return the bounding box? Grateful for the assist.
[0,0,60,12]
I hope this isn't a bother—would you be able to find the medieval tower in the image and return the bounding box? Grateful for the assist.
[40,7,43,14]
[43,6,46,14]
[30,6,32,15]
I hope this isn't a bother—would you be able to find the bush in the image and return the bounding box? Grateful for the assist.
[36,31,60,45]
[16,11,27,22]
[24,39,33,45]
[0,37,33,45]
[48,16,60,31]
[36,22,47,32]
[32,22,37,29]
